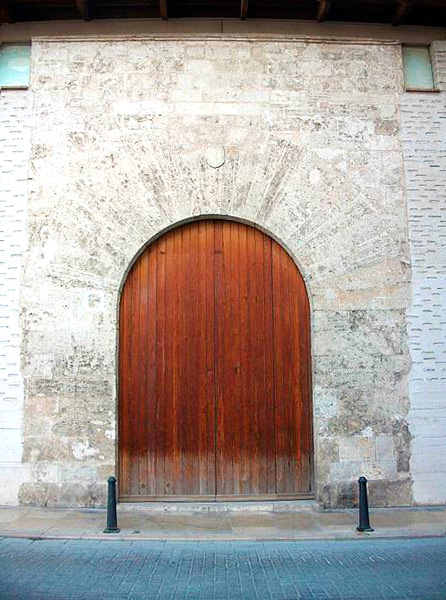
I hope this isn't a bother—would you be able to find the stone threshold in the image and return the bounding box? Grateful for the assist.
[117,500,322,513]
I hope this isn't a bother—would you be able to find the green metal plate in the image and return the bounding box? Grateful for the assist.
[0,45,31,88]
[403,46,434,90]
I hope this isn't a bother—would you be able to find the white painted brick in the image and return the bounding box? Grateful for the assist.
[411,437,446,475]
[401,76,446,505]
[412,472,446,505]
[0,401,22,429]
[0,89,32,503]
[0,463,30,505]
[0,428,24,462]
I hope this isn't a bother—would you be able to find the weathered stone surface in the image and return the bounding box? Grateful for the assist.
[18,482,106,508]
[17,37,412,507]
[368,478,413,507]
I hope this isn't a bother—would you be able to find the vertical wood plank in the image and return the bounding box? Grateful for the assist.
[178,223,189,494]
[138,249,149,495]
[215,220,231,495]
[213,220,224,495]
[170,226,180,493]
[298,272,313,491]
[262,234,276,494]
[155,234,166,496]
[146,241,158,495]
[197,220,216,495]
[129,262,140,496]
[272,240,285,494]
[164,229,176,495]
[243,225,254,493]
[118,267,131,495]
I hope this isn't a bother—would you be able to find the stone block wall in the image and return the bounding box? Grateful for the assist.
[0,90,32,504]
[432,41,446,91]
[402,41,446,505]
[14,36,412,508]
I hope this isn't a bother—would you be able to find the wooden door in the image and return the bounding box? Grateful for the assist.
[119,220,313,501]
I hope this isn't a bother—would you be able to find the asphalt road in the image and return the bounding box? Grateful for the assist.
[1,536,445,599]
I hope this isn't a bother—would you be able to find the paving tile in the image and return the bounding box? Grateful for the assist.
[271,514,322,531]
[373,511,446,527]
[188,514,232,531]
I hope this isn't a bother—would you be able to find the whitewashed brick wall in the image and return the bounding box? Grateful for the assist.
[0,90,32,504]
[402,41,446,504]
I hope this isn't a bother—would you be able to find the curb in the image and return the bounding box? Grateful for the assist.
[1,530,445,542]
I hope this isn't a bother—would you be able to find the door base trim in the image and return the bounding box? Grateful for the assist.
[119,493,315,502]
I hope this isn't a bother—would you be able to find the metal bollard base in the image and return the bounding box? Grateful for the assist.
[103,526,121,533]
[356,525,374,532]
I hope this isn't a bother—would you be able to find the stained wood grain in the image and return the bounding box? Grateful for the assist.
[119,219,313,500]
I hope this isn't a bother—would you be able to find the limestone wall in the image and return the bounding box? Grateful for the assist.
[16,36,412,507]
[0,90,32,504]
[402,41,446,505]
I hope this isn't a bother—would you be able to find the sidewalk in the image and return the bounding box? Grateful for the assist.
[0,503,444,541]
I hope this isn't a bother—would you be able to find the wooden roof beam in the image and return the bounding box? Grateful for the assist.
[76,0,93,21]
[0,0,14,24]
[316,0,331,22]
[240,0,248,20]
[392,0,411,25]
[160,0,168,20]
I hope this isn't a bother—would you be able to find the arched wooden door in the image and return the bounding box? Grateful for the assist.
[119,220,313,501]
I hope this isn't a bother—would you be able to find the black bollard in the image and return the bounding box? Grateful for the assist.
[103,476,120,533]
[356,476,374,532]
